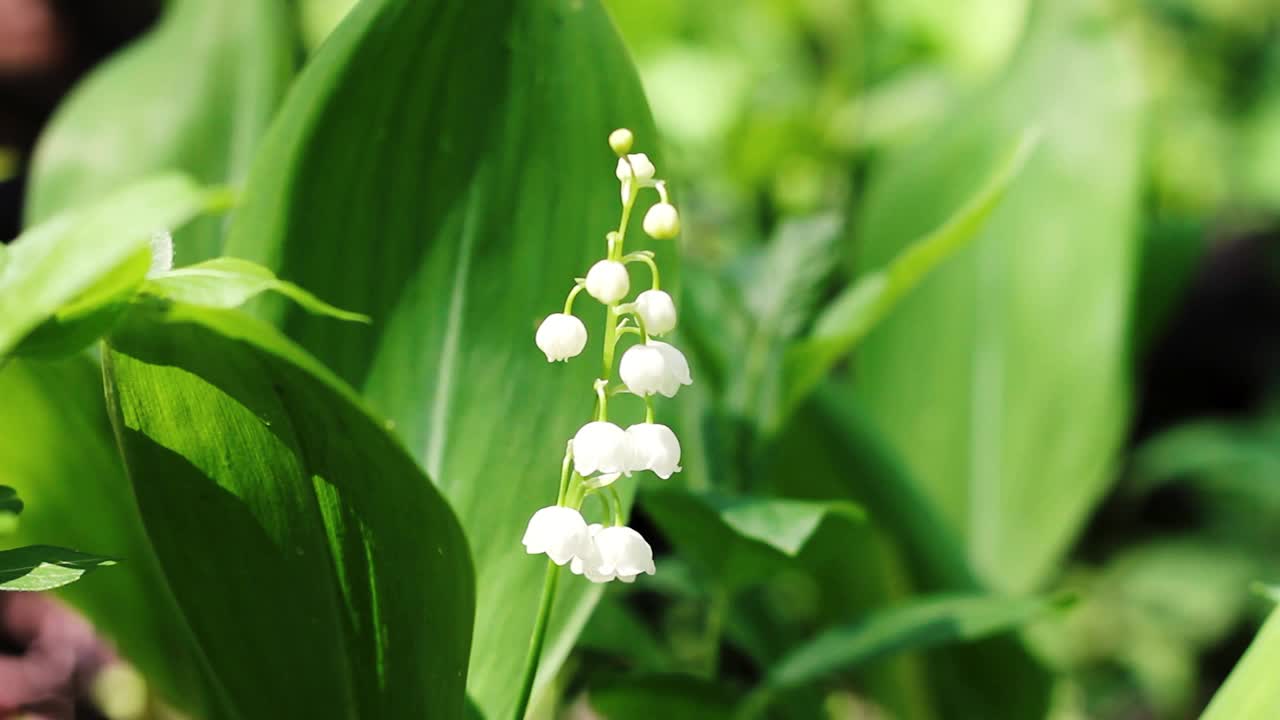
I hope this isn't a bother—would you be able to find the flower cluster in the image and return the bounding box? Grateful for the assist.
[522,128,688,584]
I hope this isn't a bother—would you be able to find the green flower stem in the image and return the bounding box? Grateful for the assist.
[645,396,655,424]
[601,305,619,384]
[555,445,574,506]
[562,284,585,315]
[623,251,660,290]
[606,485,625,526]
[513,560,561,720]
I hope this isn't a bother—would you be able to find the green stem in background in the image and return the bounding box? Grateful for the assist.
[513,560,560,720]
[700,588,728,679]
[203,185,240,214]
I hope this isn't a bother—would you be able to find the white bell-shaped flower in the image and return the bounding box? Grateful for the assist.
[572,421,632,476]
[618,343,668,397]
[535,313,588,362]
[572,525,656,583]
[650,340,692,397]
[522,506,593,566]
[585,260,630,304]
[633,289,677,336]
[620,341,692,398]
[642,202,680,239]
[615,153,656,183]
[626,423,682,479]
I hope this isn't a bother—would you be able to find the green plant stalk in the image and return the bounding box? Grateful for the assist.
[513,560,561,720]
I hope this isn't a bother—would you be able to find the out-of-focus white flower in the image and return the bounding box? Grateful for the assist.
[618,343,667,397]
[642,203,680,239]
[626,423,682,479]
[609,128,634,156]
[522,506,593,566]
[633,289,677,335]
[571,525,655,583]
[572,421,632,476]
[615,153,655,183]
[535,313,588,362]
[148,231,173,277]
[585,260,630,304]
[616,153,657,204]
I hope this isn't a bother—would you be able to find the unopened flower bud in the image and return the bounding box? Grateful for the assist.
[615,153,656,184]
[535,313,588,362]
[585,260,630,304]
[643,202,680,239]
[608,128,634,156]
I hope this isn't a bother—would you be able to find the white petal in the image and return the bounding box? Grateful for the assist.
[585,260,630,304]
[626,423,682,479]
[535,313,588,362]
[593,526,655,579]
[521,506,591,566]
[618,344,667,397]
[571,422,631,476]
[634,290,677,336]
[649,341,693,398]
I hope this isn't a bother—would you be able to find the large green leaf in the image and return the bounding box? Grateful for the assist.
[103,301,475,719]
[223,1,668,715]
[1201,607,1280,720]
[852,0,1144,591]
[783,131,1036,418]
[0,356,222,714]
[25,0,292,260]
[0,174,207,358]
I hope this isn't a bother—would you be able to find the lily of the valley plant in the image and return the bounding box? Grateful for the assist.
[516,128,685,718]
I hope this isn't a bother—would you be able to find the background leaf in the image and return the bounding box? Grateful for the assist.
[223,1,668,715]
[0,545,117,592]
[146,257,370,322]
[1201,606,1280,720]
[851,0,1145,592]
[589,674,738,720]
[0,174,206,357]
[765,593,1066,691]
[0,356,220,714]
[25,0,293,261]
[104,301,475,719]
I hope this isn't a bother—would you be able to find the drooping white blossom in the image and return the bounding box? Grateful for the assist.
[148,231,174,277]
[571,524,655,583]
[522,506,594,566]
[626,423,682,479]
[618,343,668,397]
[585,260,630,304]
[535,313,588,362]
[649,341,692,397]
[572,421,632,476]
[633,289,677,336]
[642,202,680,239]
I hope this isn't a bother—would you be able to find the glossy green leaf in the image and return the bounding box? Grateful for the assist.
[26,0,292,261]
[223,1,667,715]
[642,488,861,588]
[147,257,370,323]
[1201,607,1280,720]
[103,301,474,719]
[783,130,1036,416]
[0,356,223,714]
[0,174,207,358]
[851,0,1144,591]
[765,593,1066,691]
[763,384,1054,719]
[0,545,117,592]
